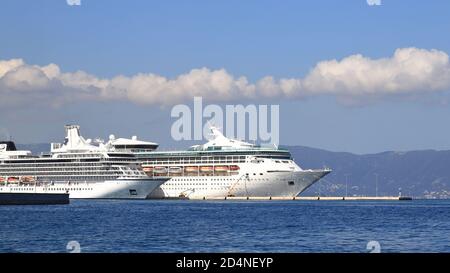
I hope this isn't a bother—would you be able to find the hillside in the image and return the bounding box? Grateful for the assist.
[287,146,450,198]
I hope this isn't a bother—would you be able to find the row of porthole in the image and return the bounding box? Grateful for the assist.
[166,182,229,186]
[167,188,231,191]
[170,178,236,182]
[45,188,93,191]
[166,178,270,186]
[8,187,34,191]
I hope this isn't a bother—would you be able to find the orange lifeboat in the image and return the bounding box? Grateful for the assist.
[229,165,240,171]
[7,177,20,183]
[214,166,229,172]
[185,166,199,172]
[142,166,154,172]
[21,176,35,183]
[199,166,214,172]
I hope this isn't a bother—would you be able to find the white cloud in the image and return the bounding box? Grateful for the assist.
[1,47,450,108]
[301,48,450,96]
[120,68,257,105]
[0,59,24,78]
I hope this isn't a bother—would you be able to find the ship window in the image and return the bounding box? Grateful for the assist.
[288,181,295,186]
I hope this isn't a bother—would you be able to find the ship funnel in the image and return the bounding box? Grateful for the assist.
[51,125,104,153]
[65,125,82,144]
[63,125,91,150]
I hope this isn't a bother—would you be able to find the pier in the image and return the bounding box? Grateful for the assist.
[189,196,413,201]
[0,193,70,205]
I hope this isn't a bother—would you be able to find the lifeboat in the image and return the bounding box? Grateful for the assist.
[229,165,240,171]
[142,166,154,172]
[7,177,20,183]
[153,166,168,174]
[21,176,35,183]
[199,166,214,172]
[214,166,229,172]
[168,166,183,174]
[185,166,199,172]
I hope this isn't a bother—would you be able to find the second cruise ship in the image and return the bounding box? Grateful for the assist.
[106,126,331,199]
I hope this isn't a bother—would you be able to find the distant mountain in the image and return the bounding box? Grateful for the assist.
[286,146,450,198]
[15,143,450,198]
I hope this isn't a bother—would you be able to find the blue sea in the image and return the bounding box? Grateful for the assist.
[1,200,449,253]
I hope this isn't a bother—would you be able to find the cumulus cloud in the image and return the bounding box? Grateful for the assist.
[302,48,450,95]
[1,47,450,108]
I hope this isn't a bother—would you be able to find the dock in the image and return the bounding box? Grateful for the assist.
[0,193,70,205]
[188,196,413,201]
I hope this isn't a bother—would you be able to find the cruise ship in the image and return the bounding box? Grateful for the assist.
[106,126,331,199]
[0,125,168,199]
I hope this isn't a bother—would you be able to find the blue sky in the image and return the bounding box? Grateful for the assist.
[1,0,450,153]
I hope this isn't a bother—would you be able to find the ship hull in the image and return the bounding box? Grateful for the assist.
[0,179,166,199]
[147,169,330,199]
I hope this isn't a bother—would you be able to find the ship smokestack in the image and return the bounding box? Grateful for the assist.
[64,125,85,149]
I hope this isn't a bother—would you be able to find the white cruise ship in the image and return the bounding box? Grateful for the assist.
[0,125,167,199]
[106,126,331,199]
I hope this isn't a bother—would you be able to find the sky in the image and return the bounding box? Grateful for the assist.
[1,0,450,154]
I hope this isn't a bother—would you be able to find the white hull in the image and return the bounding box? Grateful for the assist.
[148,163,330,199]
[0,179,166,199]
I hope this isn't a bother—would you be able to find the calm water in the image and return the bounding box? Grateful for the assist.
[1,199,449,253]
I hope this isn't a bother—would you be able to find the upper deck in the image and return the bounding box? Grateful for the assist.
[108,126,293,161]
[135,147,291,159]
